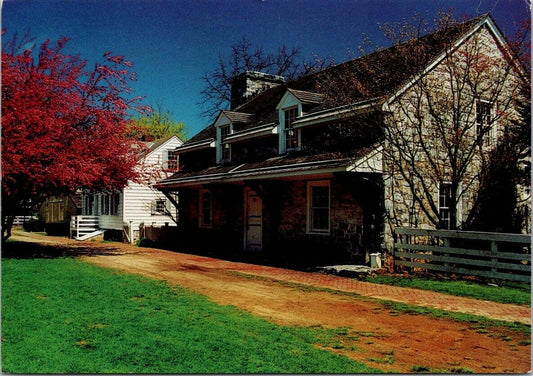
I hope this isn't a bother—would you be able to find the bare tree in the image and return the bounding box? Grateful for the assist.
[319,12,529,237]
[199,37,332,119]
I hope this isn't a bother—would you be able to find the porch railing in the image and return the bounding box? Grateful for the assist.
[393,228,531,283]
[70,215,100,239]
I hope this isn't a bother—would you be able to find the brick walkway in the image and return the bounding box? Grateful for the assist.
[9,231,532,325]
[174,253,531,325]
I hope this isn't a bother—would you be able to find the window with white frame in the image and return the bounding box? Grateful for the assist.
[284,107,300,150]
[220,125,231,161]
[199,190,212,228]
[152,199,167,215]
[166,150,179,171]
[307,181,330,234]
[476,100,494,146]
[438,182,452,229]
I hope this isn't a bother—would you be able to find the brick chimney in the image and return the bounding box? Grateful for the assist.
[230,71,285,110]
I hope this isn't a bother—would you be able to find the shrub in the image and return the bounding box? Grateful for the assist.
[137,237,155,248]
[22,219,45,232]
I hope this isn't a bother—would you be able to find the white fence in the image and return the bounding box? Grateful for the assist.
[70,216,100,239]
[12,216,38,225]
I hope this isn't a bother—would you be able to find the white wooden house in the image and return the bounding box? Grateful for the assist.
[72,136,183,242]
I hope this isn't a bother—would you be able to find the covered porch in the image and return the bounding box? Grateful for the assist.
[158,150,384,267]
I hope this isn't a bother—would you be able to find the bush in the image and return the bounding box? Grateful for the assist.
[137,237,155,248]
[44,222,69,236]
[22,219,45,233]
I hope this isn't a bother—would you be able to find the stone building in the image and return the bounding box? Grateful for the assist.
[157,15,527,267]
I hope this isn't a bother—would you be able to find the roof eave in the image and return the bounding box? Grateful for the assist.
[158,158,358,189]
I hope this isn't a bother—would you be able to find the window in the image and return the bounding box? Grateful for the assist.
[307,181,330,234]
[167,150,179,171]
[100,193,119,215]
[103,194,110,215]
[284,107,299,150]
[199,190,212,228]
[152,199,167,215]
[476,100,494,146]
[439,182,452,229]
[220,125,231,161]
[111,192,120,215]
[84,194,94,215]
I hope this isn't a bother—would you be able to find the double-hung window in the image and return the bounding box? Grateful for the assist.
[476,100,494,146]
[167,150,179,171]
[438,182,452,229]
[152,199,167,215]
[220,125,231,162]
[307,181,330,234]
[199,189,212,228]
[284,107,299,150]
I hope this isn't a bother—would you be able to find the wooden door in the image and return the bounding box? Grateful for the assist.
[245,188,262,252]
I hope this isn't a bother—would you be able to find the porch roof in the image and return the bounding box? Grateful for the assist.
[157,146,381,189]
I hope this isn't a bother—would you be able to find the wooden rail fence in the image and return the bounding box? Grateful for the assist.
[393,228,531,283]
[12,216,38,225]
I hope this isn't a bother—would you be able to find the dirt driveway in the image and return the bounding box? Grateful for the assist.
[7,231,531,373]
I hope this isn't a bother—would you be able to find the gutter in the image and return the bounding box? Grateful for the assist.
[225,123,278,143]
[174,138,215,152]
[292,97,382,129]
[158,158,352,188]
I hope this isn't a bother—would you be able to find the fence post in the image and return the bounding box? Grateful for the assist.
[443,236,450,269]
[490,240,498,278]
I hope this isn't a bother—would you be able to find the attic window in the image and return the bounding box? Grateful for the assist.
[220,125,231,161]
[284,107,300,150]
[476,100,495,146]
[167,150,179,171]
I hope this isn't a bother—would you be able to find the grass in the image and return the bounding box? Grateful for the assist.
[363,274,531,306]
[232,271,531,334]
[379,299,530,335]
[1,257,379,374]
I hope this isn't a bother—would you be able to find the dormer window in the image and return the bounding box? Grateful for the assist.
[216,124,232,163]
[284,107,300,150]
[220,125,231,161]
[277,89,322,154]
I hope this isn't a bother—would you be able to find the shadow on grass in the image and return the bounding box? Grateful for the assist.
[2,240,122,259]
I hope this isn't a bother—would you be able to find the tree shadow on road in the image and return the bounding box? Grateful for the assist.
[2,240,123,259]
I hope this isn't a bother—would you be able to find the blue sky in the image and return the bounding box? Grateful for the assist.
[3,0,530,137]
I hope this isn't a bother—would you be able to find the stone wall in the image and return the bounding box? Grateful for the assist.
[176,174,383,266]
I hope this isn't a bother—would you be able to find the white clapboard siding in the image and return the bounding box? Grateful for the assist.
[122,136,182,229]
[79,136,182,237]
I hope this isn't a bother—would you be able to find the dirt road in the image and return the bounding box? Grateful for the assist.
[7,231,531,373]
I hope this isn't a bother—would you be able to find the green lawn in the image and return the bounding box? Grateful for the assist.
[2,257,378,374]
[363,274,531,306]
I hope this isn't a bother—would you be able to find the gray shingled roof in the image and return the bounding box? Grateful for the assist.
[220,110,255,124]
[187,15,487,144]
[287,89,325,104]
[158,147,375,187]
